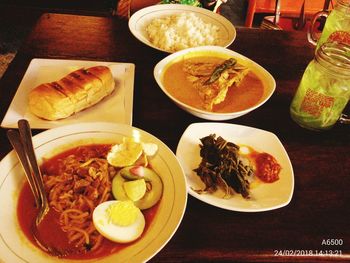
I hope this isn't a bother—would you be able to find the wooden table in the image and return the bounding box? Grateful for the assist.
[0,13,349,263]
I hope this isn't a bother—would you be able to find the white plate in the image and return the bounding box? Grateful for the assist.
[0,122,187,263]
[0,59,135,129]
[176,122,294,212]
[128,4,236,53]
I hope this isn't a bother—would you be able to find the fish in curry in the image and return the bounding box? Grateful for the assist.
[183,57,249,110]
[162,55,264,112]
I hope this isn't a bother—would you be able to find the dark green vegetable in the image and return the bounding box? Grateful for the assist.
[161,0,202,6]
[193,134,253,199]
[203,58,237,85]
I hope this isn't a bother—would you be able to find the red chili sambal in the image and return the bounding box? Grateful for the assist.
[250,152,281,183]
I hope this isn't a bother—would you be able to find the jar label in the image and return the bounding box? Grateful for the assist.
[300,89,334,117]
[327,31,350,46]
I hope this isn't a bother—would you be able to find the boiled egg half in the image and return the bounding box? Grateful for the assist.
[93,200,145,243]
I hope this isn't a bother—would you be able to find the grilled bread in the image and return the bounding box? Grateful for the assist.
[28,66,115,120]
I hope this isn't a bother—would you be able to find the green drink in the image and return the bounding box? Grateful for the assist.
[290,43,350,131]
[308,0,350,49]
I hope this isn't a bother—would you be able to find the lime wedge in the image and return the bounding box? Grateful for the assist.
[123,179,147,201]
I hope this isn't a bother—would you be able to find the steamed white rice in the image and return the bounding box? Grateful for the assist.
[146,12,220,52]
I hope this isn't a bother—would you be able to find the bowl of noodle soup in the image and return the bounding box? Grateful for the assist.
[0,122,187,263]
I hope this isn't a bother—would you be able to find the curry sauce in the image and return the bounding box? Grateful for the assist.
[162,56,265,112]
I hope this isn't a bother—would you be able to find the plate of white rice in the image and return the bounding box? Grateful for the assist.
[128,4,236,53]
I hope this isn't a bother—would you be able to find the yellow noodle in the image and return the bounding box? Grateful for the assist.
[91,234,104,250]
[64,226,89,244]
[43,149,113,253]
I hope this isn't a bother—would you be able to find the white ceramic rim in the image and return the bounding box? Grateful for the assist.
[176,122,294,212]
[128,4,236,53]
[154,45,276,118]
[0,122,187,263]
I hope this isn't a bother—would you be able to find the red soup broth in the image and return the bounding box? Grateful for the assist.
[17,144,160,260]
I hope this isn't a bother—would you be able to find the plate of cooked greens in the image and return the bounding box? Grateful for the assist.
[176,122,294,212]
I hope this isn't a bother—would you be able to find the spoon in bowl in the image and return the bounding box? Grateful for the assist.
[7,119,67,256]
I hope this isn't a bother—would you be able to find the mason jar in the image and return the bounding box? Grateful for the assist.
[290,42,350,131]
[308,0,350,49]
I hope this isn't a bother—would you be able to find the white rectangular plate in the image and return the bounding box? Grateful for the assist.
[1,59,135,129]
[176,122,294,212]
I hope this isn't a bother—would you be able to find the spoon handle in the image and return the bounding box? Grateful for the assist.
[18,119,49,222]
[8,120,63,255]
[7,129,41,208]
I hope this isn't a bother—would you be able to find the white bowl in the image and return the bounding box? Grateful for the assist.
[129,4,236,53]
[0,122,187,263]
[154,46,276,120]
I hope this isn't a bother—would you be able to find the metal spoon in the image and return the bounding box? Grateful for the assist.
[18,119,49,224]
[7,129,41,208]
[7,119,65,256]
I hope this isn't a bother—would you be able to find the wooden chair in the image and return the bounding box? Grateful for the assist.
[114,0,159,18]
[245,0,332,27]
[115,0,218,19]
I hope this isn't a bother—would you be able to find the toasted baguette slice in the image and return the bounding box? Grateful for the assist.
[28,66,115,120]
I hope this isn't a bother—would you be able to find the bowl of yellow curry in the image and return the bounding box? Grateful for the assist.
[153,46,276,120]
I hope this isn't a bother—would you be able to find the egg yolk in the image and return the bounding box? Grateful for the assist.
[106,201,139,226]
